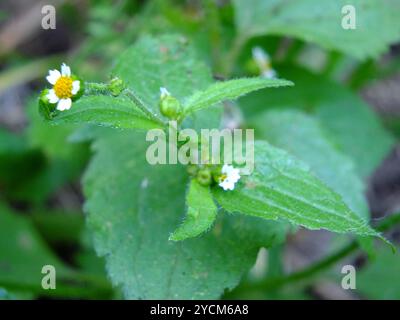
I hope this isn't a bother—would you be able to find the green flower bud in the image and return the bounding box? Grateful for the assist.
[244,59,259,76]
[108,77,125,96]
[197,168,212,186]
[187,164,199,177]
[38,89,54,120]
[39,88,50,104]
[71,75,85,100]
[159,88,181,119]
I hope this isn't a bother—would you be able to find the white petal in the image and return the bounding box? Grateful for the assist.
[219,181,228,190]
[228,173,240,184]
[46,69,61,85]
[71,80,80,95]
[46,89,59,103]
[160,87,170,98]
[219,180,234,191]
[229,168,240,179]
[57,98,72,111]
[61,63,71,76]
[252,46,269,63]
[221,164,231,174]
[226,166,236,175]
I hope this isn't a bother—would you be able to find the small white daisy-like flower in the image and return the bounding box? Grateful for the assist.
[46,63,80,111]
[218,164,241,191]
[252,46,277,79]
[252,46,270,65]
[160,87,170,99]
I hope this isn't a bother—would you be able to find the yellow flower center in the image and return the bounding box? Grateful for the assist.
[54,76,73,99]
[219,174,227,183]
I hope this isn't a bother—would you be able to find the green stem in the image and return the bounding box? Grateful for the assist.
[238,213,400,292]
[322,51,342,77]
[123,89,166,127]
[85,82,109,94]
[223,34,248,76]
[205,0,222,72]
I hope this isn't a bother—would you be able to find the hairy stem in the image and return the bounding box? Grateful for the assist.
[85,82,166,127]
[123,89,166,127]
[85,82,109,94]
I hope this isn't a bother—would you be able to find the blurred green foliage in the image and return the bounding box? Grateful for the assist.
[0,0,399,300]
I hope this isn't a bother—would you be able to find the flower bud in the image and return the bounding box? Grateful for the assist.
[187,164,199,177]
[71,75,85,100]
[108,77,125,96]
[38,89,53,120]
[159,87,181,119]
[197,168,212,186]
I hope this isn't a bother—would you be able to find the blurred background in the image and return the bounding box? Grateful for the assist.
[0,0,400,300]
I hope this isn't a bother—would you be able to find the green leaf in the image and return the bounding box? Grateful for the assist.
[251,110,369,220]
[31,210,84,246]
[47,95,163,130]
[240,65,394,178]
[17,98,90,204]
[169,180,217,241]
[0,128,28,153]
[0,204,71,292]
[0,204,112,298]
[0,128,45,197]
[183,77,293,116]
[84,131,288,299]
[0,119,87,205]
[315,99,394,178]
[357,245,400,299]
[83,34,290,299]
[213,141,381,237]
[233,0,400,59]
[113,34,222,131]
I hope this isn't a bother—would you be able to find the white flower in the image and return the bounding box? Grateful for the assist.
[252,46,277,79]
[218,164,241,191]
[252,46,270,65]
[46,63,80,111]
[160,87,170,99]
